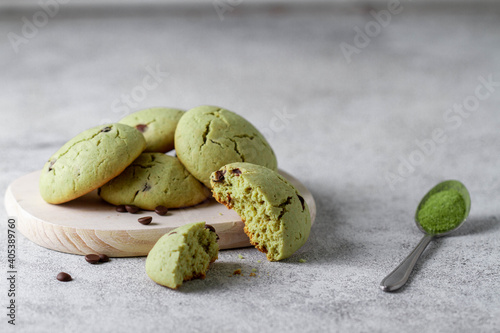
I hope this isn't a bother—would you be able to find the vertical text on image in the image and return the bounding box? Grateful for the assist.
[6,217,17,326]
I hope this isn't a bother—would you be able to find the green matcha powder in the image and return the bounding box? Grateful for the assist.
[417,189,466,234]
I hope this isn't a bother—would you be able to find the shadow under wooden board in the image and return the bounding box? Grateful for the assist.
[5,170,316,257]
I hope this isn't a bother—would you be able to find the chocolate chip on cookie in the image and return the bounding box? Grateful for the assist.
[213,170,226,183]
[135,124,148,132]
[298,195,305,210]
[204,224,220,241]
[47,159,56,172]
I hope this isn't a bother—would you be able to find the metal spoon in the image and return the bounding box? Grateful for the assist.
[380,180,471,292]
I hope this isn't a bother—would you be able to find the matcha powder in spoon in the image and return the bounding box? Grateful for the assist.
[417,189,466,234]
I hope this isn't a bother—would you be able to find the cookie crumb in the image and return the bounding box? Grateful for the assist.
[252,268,257,272]
[219,213,223,216]
[299,259,307,263]
[249,273,256,277]
[238,254,244,259]
[257,260,261,263]
[233,269,242,275]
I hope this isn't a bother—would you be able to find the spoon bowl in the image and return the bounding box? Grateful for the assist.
[380,180,471,292]
[415,180,471,237]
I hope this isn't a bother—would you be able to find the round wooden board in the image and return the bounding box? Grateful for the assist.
[5,170,316,257]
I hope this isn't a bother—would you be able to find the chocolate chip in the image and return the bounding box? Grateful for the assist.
[138,216,153,225]
[116,205,127,213]
[125,205,139,214]
[298,195,305,210]
[205,224,216,233]
[56,272,72,282]
[85,254,100,264]
[212,170,226,183]
[135,124,147,132]
[98,254,109,262]
[231,168,242,175]
[155,205,168,216]
[101,126,111,132]
[205,224,220,241]
[47,159,56,172]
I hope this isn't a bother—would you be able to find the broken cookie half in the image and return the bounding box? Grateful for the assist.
[210,162,311,261]
[146,222,219,289]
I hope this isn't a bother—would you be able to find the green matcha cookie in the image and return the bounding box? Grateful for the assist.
[210,162,310,261]
[99,153,210,210]
[146,222,219,289]
[39,123,146,204]
[175,105,277,188]
[119,107,184,153]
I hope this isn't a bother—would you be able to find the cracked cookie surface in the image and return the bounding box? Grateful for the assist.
[99,153,211,210]
[39,123,146,204]
[119,107,184,153]
[210,162,311,261]
[175,105,277,188]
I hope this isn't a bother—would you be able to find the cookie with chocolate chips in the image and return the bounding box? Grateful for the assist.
[119,107,184,153]
[210,162,311,261]
[146,222,219,289]
[39,123,146,204]
[174,105,277,188]
[99,153,210,210]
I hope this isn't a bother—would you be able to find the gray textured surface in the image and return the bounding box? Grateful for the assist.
[1,2,500,332]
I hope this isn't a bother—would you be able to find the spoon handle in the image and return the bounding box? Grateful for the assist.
[380,234,434,292]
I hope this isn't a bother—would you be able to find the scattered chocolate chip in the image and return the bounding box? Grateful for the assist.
[168,232,177,236]
[116,205,127,213]
[135,124,148,132]
[298,195,305,210]
[101,126,112,132]
[125,205,139,214]
[212,170,226,183]
[142,183,151,192]
[233,269,242,275]
[231,168,242,175]
[56,272,72,282]
[155,205,168,216]
[138,216,153,225]
[98,254,109,262]
[85,254,100,264]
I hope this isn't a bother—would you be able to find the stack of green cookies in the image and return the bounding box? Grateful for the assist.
[39,104,311,288]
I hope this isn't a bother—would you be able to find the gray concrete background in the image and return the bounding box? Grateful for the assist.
[1,2,500,332]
